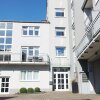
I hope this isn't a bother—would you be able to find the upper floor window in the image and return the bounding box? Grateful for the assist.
[0,22,13,51]
[56,47,66,56]
[22,46,40,62]
[55,27,65,36]
[22,26,39,36]
[55,8,64,17]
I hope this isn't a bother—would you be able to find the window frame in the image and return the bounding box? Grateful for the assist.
[56,47,66,57]
[0,22,13,52]
[20,70,40,81]
[22,26,40,36]
[55,8,65,17]
[55,27,65,37]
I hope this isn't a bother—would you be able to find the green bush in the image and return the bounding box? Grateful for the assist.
[27,88,34,93]
[20,87,27,93]
[35,87,40,92]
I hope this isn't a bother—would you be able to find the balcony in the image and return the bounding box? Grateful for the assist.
[75,11,100,59]
[0,53,50,65]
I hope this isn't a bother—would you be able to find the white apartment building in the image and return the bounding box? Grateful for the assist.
[0,0,72,94]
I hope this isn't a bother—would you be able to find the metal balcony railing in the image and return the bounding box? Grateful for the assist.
[75,11,100,58]
[0,53,50,65]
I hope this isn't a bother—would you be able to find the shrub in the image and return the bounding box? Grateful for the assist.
[35,87,40,92]
[20,87,27,93]
[27,88,34,93]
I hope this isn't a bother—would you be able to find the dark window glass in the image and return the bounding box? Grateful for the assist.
[66,79,68,83]
[6,30,12,36]
[0,45,4,51]
[0,38,4,44]
[62,85,64,89]
[2,78,5,82]
[29,30,33,35]
[7,23,13,29]
[58,74,60,78]
[58,85,61,89]
[0,55,3,61]
[23,30,27,35]
[6,78,9,82]
[56,12,64,17]
[0,23,5,29]
[0,30,5,36]
[5,45,12,51]
[56,32,64,36]
[6,38,12,44]
[1,83,4,87]
[5,88,8,92]
[61,74,64,78]
[4,55,11,61]
[66,74,68,78]
[1,88,4,92]
[6,83,9,87]
[54,74,56,78]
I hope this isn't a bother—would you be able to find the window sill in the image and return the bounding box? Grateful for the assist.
[55,36,67,38]
[20,80,40,82]
[56,56,67,58]
[21,35,40,37]
[54,17,66,18]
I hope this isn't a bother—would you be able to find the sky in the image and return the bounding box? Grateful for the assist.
[0,0,46,21]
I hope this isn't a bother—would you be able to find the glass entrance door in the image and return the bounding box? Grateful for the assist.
[0,77,9,94]
[53,72,69,91]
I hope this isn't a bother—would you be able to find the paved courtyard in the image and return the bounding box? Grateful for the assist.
[0,92,100,100]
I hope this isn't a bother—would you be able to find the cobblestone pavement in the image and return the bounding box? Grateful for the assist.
[0,92,100,100]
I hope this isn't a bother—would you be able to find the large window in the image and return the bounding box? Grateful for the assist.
[55,8,64,17]
[22,26,39,36]
[21,71,39,81]
[0,22,13,51]
[55,27,65,36]
[22,46,40,62]
[56,47,66,56]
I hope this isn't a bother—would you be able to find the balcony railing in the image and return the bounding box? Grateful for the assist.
[75,11,100,58]
[0,53,50,65]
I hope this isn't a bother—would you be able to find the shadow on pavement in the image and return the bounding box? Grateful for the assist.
[0,96,16,100]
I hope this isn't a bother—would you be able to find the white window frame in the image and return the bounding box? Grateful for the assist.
[56,47,66,57]
[21,46,40,61]
[0,22,13,52]
[22,26,40,36]
[55,27,65,37]
[55,8,65,17]
[20,70,40,81]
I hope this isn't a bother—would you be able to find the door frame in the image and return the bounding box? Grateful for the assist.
[53,71,70,91]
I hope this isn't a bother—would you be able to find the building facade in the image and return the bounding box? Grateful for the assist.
[71,0,100,94]
[0,0,72,94]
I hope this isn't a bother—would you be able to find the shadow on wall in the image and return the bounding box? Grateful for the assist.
[79,59,100,94]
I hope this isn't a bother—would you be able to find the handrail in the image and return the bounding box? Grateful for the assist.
[75,11,100,57]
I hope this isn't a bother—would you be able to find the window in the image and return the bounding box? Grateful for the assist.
[55,8,64,17]
[0,22,13,52]
[0,55,11,61]
[20,71,39,81]
[55,27,65,36]
[22,26,39,36]
[56,47,66,56]
[22,46,40,62]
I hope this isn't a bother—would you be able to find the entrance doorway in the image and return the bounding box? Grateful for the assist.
[53,67,70,91]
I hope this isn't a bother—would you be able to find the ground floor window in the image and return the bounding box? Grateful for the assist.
[21,70,39,81]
